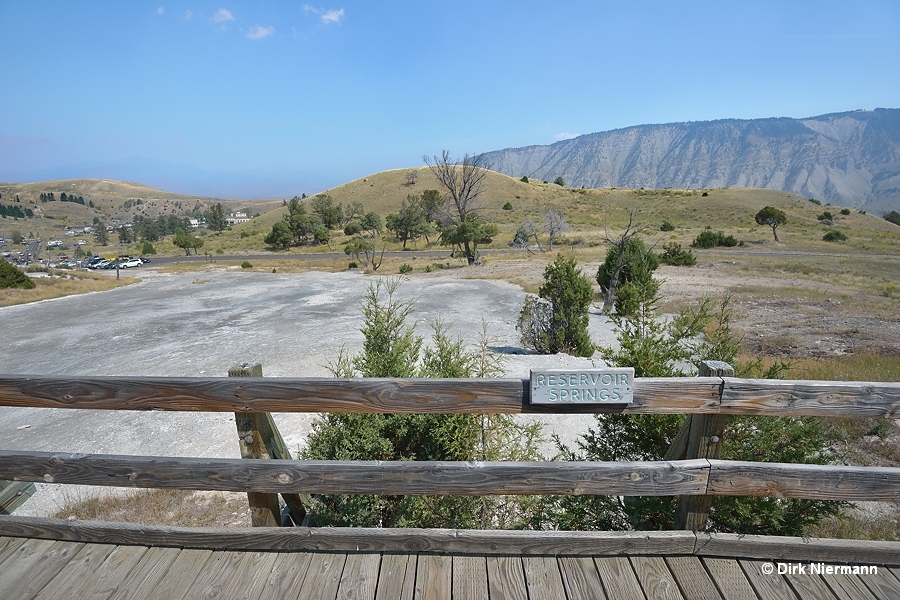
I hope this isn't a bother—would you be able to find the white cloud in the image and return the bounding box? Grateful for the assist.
[302,5,345,25]
[157,6,165,16]
[184,9,193,20]
[553,132,580,141]
[212,8,235,23]
[247,25,275,40]
[321,8,344,25]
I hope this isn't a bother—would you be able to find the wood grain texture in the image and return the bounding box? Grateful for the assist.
[0,375,722,414]
[665,556,723,600]
[737,560,799,599]
[630,555,684,599]
[695,533,900,565]
[415,554,451,600]
[707,461,900,501]
[453,555,488,600]
[0,515,697,555]
[558,556,607,600]
[0,451,710,497]
[486,555,527,600]
[522,556,567,600]
[110,545,183,600]
[593,557,646,599]
[699,557,757,600]
[336,553,380,600]
[720,379,900,417]
[376,553,416,600]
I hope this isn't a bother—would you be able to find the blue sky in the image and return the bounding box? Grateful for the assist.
[2,1,898,198]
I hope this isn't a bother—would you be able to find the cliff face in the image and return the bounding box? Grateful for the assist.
[479,109,900,212]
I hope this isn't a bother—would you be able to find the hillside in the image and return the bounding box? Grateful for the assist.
[0,179,283,242]
[479,108,900,214]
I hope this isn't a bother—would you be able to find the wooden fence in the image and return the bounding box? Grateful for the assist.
[0,364,898,563]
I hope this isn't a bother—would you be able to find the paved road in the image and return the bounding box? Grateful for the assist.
[0,269,612,516]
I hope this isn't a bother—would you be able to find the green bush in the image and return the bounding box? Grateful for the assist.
[502,202,513,211]
[692,229,738,248]
[240,261,253,269]
[818,211,834,222]
[659,242,696,266]
[659,220,675,232]
[808,198,822,205]
[0,259,35,289]
[398,263,413,274]
[840,208,851,216]
[140,241,156,255]
[520,176,529,183]
[348,261,358,269]
[822,229,847,242]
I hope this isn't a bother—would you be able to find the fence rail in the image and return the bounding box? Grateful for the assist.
[1,370,899,563]
[1,375,898,416]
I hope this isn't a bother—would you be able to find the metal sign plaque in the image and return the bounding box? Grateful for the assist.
[529,367,635,404]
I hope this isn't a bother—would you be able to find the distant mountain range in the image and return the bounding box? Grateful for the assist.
[479,108,900,213]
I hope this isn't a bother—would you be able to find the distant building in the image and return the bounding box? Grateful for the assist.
[188,218,200,229]
[226,211,251,226]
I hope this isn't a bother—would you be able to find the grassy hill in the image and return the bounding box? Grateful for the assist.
[2,171,898,257]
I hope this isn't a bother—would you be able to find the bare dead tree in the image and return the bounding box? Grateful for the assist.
[601,210,650,313]
[424,150,491,264]
[513,220,543,253]
[405,170,418,187]
[543,208,568,252]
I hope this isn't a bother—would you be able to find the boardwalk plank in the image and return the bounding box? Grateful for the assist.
[522,556,566,600]
[737,560,798,599]
[414,554,452,600]
[783,569,840,599]
[665,557,722,599]
[486,555,527,600]
[859,567,900,600]
[180,550,252,599]
[337,553,381,600]
[261,551,315,598]
[594,557,646,599]
[148,548,214,600]
[298,552,347,600]
[109,546,181,600]
[33,542,117,600]
[223,550,280,600]
[700,557,756,600]
[823,573,878,600]
[559,556,607,600]
[76,545,149,599]
[453,555,488,600]
[0,536,28,567]
[631,556,684,600]
[376,553,417,600]
[0,540,84,599]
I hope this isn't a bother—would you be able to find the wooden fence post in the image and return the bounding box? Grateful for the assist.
[673,360,734,531]
[229,363,308,527]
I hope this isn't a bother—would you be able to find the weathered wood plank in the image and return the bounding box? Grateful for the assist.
[0,538,68,594]
[782,567,841,599]
[708,461,900,501]
[822,572,878,600]
[699,557,757,600]
[452,555,488,600]
[630,555,684,599]
[0,515,698,555]
[34,542,116,600]
[695,533,900,566]
[665,556,724,600]
[180,550,252,600]
[415,554,452,600]
[0,535,28,567]
[0,375,724,414]
[859,567,900,600]
[298,552,346,600]
[0,542,86,598]
[260,552,315,599]
[0,451,709,497]
[337,553,381,600]
[522,556,567,600]
[720,379,900,417]
[109,546,182,600]
[558,556,607,600]
[148,548,214,600]
[486,555,527,600]
[376,553,416,600]
[593,557,646,598]
[737,560,799,599]
[73,544,149,600]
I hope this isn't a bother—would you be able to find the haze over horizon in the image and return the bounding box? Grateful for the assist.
[2,1,899,199]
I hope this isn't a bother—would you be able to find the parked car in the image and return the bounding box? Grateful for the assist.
[121,258,143,268]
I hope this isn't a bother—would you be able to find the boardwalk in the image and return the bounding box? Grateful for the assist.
[2,534,899,599]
